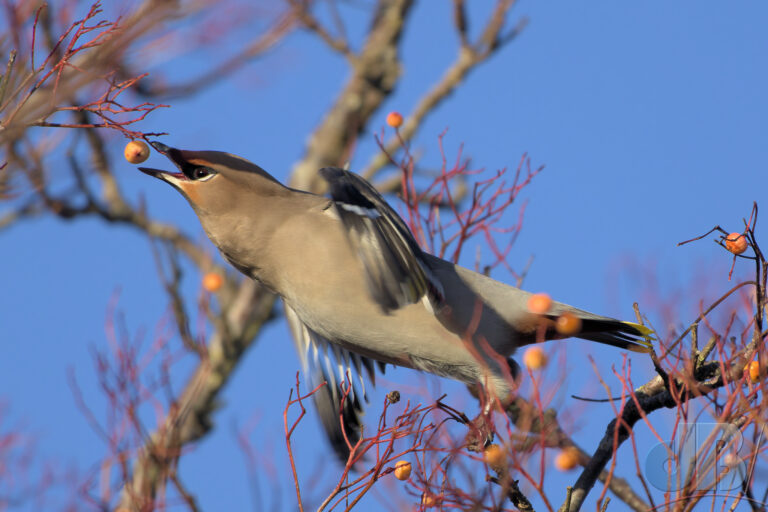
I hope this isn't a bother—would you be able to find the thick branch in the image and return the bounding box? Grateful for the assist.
[289,0,414,192]
[117,280,276,510]
[507,397,651,512]
[361,1,527,179]
[559,363,738,512]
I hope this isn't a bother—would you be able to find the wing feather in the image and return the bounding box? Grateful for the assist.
[319,167,443,313]
[283,300,384,462]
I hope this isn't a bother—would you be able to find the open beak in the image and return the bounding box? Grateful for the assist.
[138,141,192,183]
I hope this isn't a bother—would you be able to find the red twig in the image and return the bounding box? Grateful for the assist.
[284,372,326,512]
[375,131,543,282]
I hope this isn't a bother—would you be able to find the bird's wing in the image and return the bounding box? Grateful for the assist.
[283,300,384,462]
[319,167,443,313]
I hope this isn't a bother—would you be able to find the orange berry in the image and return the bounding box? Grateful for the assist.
[527,293,552,314]
[554,446,580,471]
[386,111,403,128]
[484,444,506,468]
[202,272,223,292]
[725,232,748,255]
[393,460,411,480]
[747,360,760,383]
[124,140,150,164]
[555,312,582,336]
[523,346,548,370]
[421,494,436,508]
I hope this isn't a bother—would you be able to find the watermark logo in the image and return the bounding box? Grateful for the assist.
[645,423,750,492]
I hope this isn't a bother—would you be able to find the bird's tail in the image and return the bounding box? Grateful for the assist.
[565,318,654,353]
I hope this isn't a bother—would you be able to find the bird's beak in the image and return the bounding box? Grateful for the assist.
[138,141,193,183]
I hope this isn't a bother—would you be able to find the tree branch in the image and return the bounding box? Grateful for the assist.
[361,1,527,180]
[289,0,415,192]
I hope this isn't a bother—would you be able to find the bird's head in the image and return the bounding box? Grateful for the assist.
[139,141,284,215]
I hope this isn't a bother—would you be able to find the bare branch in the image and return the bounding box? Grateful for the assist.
[289,0,415,192]
[117,282,276,510]
[287,0,354,59]
[130,9,296,100]
[361,1,528,180]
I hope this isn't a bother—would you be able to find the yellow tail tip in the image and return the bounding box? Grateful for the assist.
[622,321,655,352]
[623,321,653,336]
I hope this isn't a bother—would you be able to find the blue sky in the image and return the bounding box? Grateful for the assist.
[2,1,766,510]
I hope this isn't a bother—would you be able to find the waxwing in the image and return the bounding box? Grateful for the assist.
[140,142,651,460]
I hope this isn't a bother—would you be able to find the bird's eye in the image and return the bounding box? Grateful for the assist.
[192,167,214,180]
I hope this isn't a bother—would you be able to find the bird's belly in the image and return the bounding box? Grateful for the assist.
[267,215,515,390]
[289,296,497,385]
